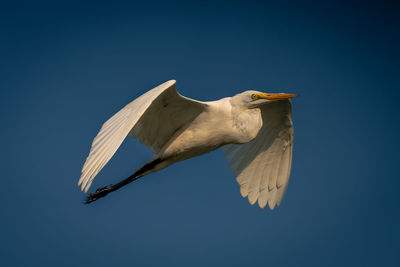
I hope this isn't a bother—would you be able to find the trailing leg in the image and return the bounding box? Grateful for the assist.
[85,158,163,204]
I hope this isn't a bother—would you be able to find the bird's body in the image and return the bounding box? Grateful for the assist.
[79,80,296,210]
[158,98,261,161]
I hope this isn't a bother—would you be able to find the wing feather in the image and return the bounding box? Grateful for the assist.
[78,80,205,192]
[258,188,270,209]
[222,100,294,210]
[277,135,293,206]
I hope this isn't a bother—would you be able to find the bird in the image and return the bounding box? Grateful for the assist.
[78,80,296,210]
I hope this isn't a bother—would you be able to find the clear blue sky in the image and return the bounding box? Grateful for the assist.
[1,0,399,266]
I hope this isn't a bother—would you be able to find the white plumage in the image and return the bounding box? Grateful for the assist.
[79,80,296,210]
[222,100,293,209]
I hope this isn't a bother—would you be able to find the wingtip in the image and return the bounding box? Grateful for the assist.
[248,197,256,205]
[248,191,260,205]
[165,80,176,86]
[77,179,86,192]
[258,201,267,209]
[78,180,85,192]
[77,176,83,186]
[240,187,248,197]
[84,185,90,193]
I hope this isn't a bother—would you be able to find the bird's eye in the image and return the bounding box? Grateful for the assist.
[251,94,259,100]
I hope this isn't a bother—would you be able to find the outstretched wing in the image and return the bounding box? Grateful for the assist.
[78,80,206,192]
[222,100,294,210]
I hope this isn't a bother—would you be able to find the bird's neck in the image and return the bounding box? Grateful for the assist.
[231,105,263,144]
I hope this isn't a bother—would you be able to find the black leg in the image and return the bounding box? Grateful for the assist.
[85,185,114,203]
[84,158,163,204]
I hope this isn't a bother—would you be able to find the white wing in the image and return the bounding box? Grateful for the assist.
[222,100,294,210]
[78,80,206,192]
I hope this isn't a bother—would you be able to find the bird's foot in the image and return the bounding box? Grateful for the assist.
[85,185,114,204]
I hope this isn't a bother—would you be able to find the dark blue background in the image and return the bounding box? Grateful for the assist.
[1,1,399,266]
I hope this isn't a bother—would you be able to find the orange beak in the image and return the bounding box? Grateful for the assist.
[258,93,297,101]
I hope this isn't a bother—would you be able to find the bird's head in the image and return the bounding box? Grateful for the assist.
[232,90,297,108]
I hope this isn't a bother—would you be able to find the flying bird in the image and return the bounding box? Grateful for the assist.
[78,80,296,210]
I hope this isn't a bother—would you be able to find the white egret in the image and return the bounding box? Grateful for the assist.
[79,80,296,210]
